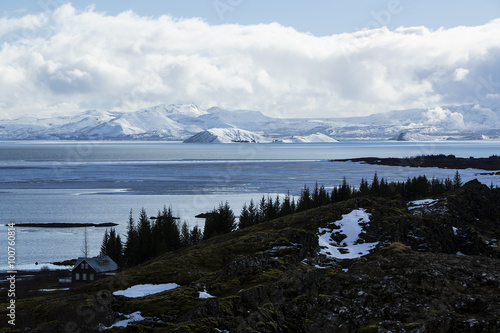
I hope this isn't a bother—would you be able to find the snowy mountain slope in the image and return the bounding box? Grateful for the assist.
[83,107,203,139]
[184,107,275,131]
[140,103,208,120]
[0,103,499,141]
[183,128,267,143]
[274,132,339,143]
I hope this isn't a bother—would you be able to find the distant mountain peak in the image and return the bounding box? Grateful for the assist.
[0,103,498,141]
[183,127,266,144]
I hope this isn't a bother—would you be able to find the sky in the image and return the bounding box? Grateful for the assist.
[0,1,499,118]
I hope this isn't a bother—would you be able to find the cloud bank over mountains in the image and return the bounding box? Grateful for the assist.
[0,4,499,118]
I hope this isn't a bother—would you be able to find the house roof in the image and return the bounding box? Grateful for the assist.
[72,255,118,273]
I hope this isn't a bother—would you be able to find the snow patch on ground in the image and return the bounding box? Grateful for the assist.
[113,283,180,298]
[318,209,379,259]
[199,289,215,299]
[106,311,145,328]
[407,199,438,210]
[39,288,69,292]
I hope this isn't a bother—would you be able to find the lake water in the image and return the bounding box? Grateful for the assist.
[1,140,499,271]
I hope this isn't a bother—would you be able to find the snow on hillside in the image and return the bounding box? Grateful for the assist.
[275,132,339,143]
[113,283,180,298]
[193,108,274,131]
[0,103,499,141]
[318,209,379,260]
[142,103,208,118]
[183,128,267,143]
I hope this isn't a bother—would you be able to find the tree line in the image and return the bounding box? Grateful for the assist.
[101,203,236,266]
[102,171,476,267]
[238,171,465,229]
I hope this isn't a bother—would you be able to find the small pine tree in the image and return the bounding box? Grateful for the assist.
[137,208,152,263]
[101,229,109,256]
[124,209,139,266]
[280,192,294,217]
[297,185,312,211]
[318,185,329,206]
[190,225,202,245]
[371,172,380,195]
[453,170,463,189]
[180,222,191,247]
[239,203,251,229]
[247,199,257,226]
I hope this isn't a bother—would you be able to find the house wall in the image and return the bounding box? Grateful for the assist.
[72,261,98,283]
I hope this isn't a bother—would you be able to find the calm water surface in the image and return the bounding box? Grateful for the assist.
[1,141,499,270]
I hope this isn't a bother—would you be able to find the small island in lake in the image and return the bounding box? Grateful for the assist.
[332,154,500,171]
[11,222,118,228]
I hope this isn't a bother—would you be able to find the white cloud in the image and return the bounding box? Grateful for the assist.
[453,68,469,82]
[0,5,499,118]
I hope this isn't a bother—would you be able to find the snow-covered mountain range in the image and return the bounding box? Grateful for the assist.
[0,103,499,142]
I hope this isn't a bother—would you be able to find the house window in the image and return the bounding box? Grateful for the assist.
[90,274,94,281]
[82,273,87,280]
[75,273,80,280]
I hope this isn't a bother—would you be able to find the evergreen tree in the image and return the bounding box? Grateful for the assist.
[180,221,191,247]
[318,185,329,206]
[218,201,236,234]
[453,170,463,189]
[258,196,267,223]
[101,229,109,256]
[312,183,320,207]
[431,177,445,195]
[137,208,152,263]
[371,172,380,195]
[247,199,257,226]
[339,177,351,201]
[203,202,236,239]
[359,178,369,195]
[153,206,181,254]
[114,234,123,265]
[239,203,251,229]
[101,228,122,264]
[297,185,312,211]
[290,196,296,212]
[108,228,122,263]
[280,192,294,217]
[124,209,139,266]
[329,186,336,203]
[190,225,202,245]
[273,195,281,218]
[444,177,454,191]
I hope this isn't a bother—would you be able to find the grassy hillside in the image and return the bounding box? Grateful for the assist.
[3,180,500,332]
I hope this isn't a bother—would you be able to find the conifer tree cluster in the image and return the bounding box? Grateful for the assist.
[202,201,237,240]
[101,207,202,267]
[238,172,464,229]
